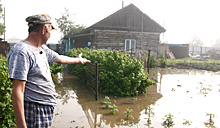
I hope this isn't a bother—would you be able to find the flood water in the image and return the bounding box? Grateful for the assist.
[51,69,220,128]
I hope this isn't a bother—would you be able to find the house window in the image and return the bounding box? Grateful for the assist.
[124,39,136,53]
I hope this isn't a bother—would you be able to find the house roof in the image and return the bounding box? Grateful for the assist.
[7,36,22,43]
[81,3,166,33]
[64,3,166,39]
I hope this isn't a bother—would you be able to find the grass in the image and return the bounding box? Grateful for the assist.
[167,58,220,65]
[166,58,220,72]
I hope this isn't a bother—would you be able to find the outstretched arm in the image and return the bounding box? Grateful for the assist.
[55,53,91,64]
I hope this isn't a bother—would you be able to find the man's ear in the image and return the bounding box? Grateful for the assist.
[41,25,47,34]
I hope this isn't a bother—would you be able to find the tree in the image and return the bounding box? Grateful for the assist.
[55,8,86,40]
[186,35,204,46]
[0,3,6,35]
[213,38,220,47]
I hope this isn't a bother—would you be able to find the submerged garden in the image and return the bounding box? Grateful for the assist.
[1,48,220,128]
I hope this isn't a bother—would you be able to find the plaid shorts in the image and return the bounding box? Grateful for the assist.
[24,101,54,128]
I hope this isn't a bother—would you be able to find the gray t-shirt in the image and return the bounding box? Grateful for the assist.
[7,41,59,106]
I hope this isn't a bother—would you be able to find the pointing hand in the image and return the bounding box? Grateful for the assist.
[77,53,91,64]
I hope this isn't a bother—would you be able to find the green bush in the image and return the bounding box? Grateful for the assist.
[50,63,64,77]
[67,48,156,97]
[140,51,167,68]
[139,52,148,67]
[0,55,63,128]
[149,53,158,68]
[159,52,167,68]
[0,55,16,128]
[50,63,64,84]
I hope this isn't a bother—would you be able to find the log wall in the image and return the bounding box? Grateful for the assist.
[92,29,161,56]
[74,38,85,48]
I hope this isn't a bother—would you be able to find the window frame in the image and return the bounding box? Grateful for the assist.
[124,39,136,53]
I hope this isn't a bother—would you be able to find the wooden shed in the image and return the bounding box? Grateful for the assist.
[63,3,166,56]
[0,38,9,56]
[159,43,190,59]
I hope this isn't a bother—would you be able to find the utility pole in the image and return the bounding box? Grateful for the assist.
[122,1,124,8]
[141,12,143,49]
[162,17,165,43]
[4,7,5,41]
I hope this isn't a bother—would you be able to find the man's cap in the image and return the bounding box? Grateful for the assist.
[25,14,57,30]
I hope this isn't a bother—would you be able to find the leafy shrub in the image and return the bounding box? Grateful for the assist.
[159,52,167,68]
[0,55,16,128]
[149,53,158,68]
[139,52,148,67]
[123,107,133,119]
[145,106,155,123]
[162,113,175,127]
[0,55,63,128]
[67,48,155,97]
[140,51,167,68]
[50,63,64,77]
[50,63,64,84]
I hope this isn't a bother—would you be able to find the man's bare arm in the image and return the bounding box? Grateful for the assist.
[55,53,90,64]
[12,79,27,128]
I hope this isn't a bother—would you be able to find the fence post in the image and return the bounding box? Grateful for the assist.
[84,64,86,86]
[147,50,151,74]
[165,46,167,58]
[96,63,98,101]
[200,46,202,57]
[56,44,59,53]
[192,46,194,56]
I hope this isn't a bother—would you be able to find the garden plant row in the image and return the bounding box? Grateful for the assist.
[67,48,156,97]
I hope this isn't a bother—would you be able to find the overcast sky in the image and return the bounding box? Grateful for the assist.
[1,0,220,46]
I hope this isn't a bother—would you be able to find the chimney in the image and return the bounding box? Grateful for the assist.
[122,1,124,8]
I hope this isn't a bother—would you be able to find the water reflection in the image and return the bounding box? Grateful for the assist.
[52,72,162,128]
[52,69,220,128]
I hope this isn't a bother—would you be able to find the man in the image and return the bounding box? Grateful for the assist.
[7,14,90,128]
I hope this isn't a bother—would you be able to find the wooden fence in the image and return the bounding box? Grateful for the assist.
[189,46,220,56]
[46,44,65,55]
[83,63,99,100]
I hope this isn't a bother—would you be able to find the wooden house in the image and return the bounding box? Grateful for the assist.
[0,38,9,56]
[63,3,166,56]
